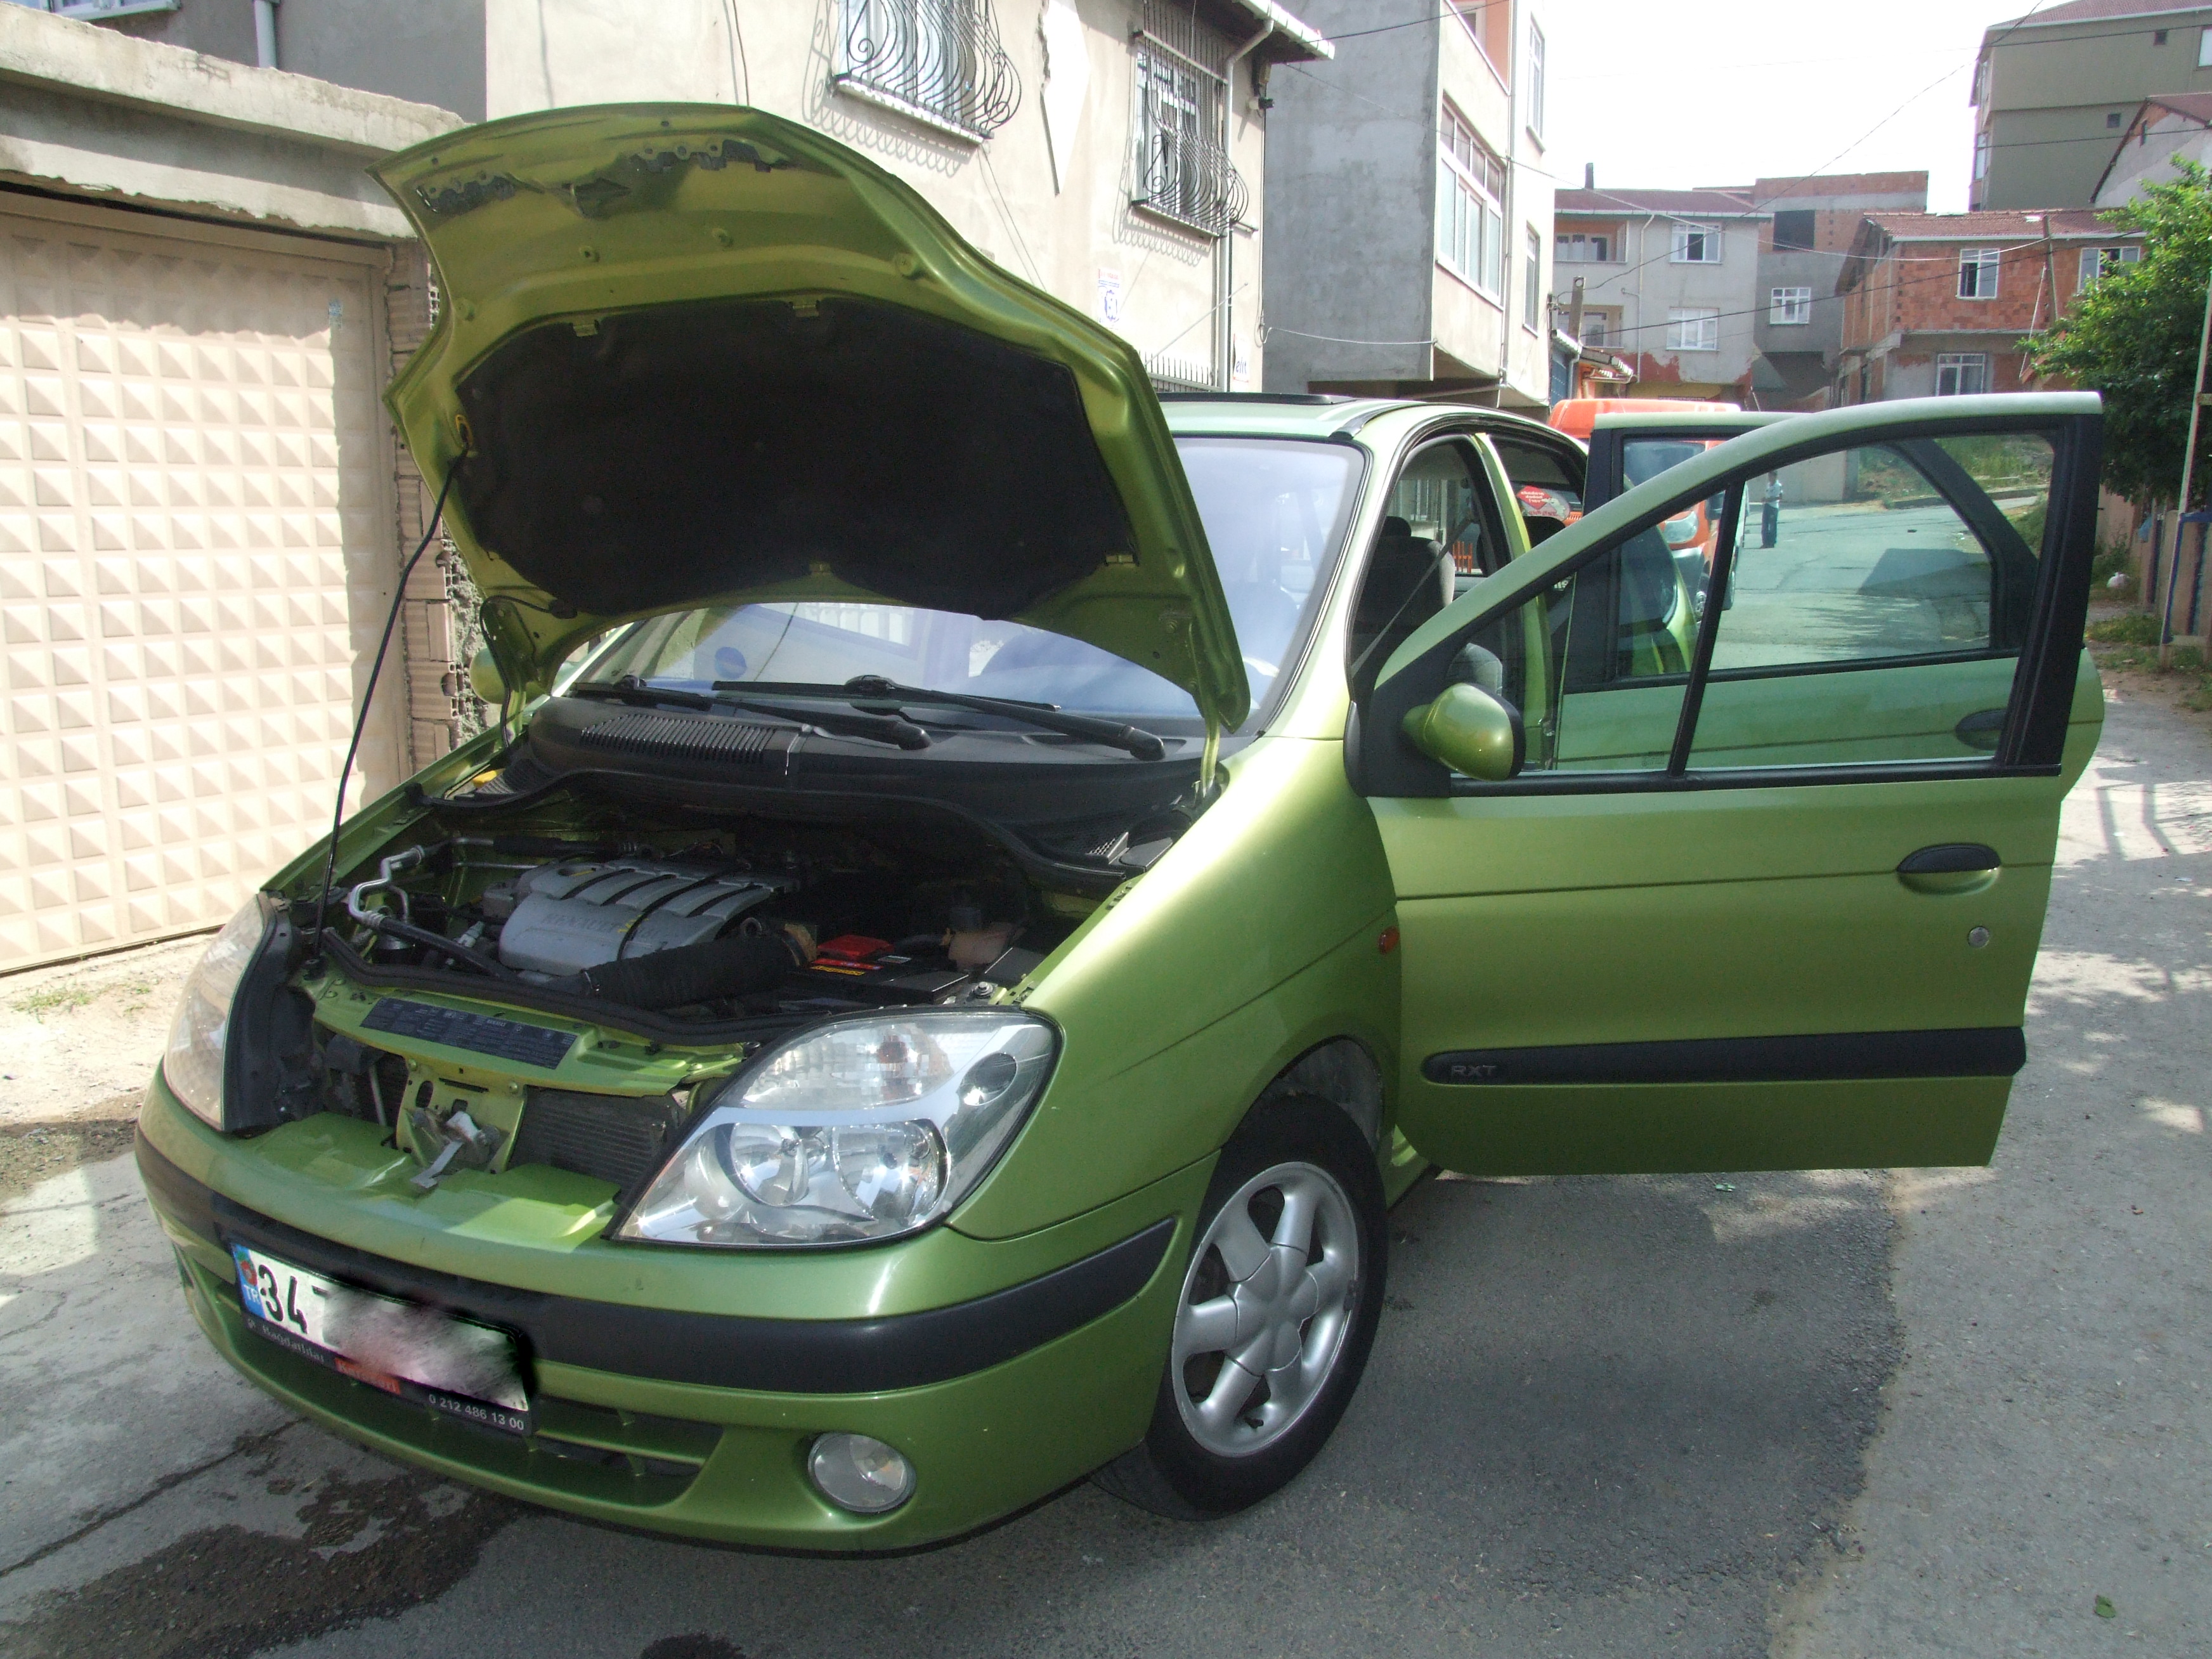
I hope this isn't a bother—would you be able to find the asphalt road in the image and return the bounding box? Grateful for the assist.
[1,691,2204,1659]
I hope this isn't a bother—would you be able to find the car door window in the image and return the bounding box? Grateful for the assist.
[1688,433,2050,769]
[1455,529,1694,773]
[1415,422,2062,788]
[1350,441,1496,690]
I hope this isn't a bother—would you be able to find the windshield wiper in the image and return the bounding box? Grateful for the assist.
[569,677,928,749]
[568,677,714,710]
[718,677,1169,761]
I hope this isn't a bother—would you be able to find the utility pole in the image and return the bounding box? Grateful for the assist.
[2159,259,2212,668]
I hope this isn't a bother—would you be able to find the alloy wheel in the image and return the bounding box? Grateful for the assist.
[1170,1159,1362,1457]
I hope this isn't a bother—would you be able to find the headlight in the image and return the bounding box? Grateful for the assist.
[618,1012,1058,1247]
[161,899,270,1129]
[1658,510,1700,547]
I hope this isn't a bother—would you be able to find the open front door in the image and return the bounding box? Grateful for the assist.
[1350,394,2105,1175]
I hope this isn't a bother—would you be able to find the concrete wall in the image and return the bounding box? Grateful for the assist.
[86,0,485,117]
[0,5,464,237]
[1976,10,2212,208]
[2095,115,2212,205]
[1259,0,1436,391]
[483,0,1266,389]
[1260,0,1549,404]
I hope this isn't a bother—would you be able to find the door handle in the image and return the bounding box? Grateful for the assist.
[1898,843,2001,894]
[1954,707,2005,751]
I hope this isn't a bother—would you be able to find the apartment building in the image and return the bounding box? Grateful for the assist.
[1971,0,2212,209]
[1749,172,1927,408]
[1833,209,2143,403]
[1261,0,1554,407]
[45,0,1331,394]
[0,0,1328,970]
[1549,184,1766,400]
[2093,91,2212,204]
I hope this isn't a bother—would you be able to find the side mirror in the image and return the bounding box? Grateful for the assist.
[1400,682,1524,781]
[467,647,507,706]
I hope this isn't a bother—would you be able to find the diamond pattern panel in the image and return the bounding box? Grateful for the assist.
[0,210,397,970]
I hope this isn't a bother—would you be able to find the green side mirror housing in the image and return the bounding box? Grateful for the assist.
[1400,682,1525,781]
[468,647,507,706]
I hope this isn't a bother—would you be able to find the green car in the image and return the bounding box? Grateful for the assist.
[136,107,2105,1549]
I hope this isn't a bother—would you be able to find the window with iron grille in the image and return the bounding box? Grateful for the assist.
[835,0,1021,141]
[1438,103,1506,294]
[1958,247,2000,298]
[1935,353,1989,395]
[1131,3,1247,237]
[1671,221,1722,263]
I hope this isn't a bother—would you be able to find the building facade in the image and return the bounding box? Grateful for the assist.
[47,0,1329,395]
[0,6,462,968]
[1261,0,1554,407]
[0,0,1327,970]
[1748,172,1927,408]
[2093,90,2212,204]
[1971,0,2212,210]
[1549,184,1765,400]
[1833,209,2143,403]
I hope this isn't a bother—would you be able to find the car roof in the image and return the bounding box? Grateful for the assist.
[1159,393,1563,445]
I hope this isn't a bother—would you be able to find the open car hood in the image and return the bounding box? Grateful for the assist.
[374,105,1247,729]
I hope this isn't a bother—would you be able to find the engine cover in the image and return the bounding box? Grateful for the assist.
[496,861,794,977]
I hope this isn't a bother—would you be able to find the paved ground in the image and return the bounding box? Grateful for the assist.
[0,689,2204,1659]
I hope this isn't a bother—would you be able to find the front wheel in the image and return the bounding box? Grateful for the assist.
[1094,1095,1387,1518]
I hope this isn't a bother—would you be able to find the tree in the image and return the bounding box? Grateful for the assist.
[2031,164,2212,506]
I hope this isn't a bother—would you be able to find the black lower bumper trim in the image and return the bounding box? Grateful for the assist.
[1422,1027,2027,1087]
[135,1129,1173,1394]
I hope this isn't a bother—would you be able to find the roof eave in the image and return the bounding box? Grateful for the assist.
[1221,0,1334,60]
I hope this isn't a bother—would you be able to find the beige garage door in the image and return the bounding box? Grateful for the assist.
[0,196,402,972]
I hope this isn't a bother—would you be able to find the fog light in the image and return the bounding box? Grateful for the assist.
[807,1432,914,1514]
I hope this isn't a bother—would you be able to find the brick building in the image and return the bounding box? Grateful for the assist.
[1833,209,2143,404]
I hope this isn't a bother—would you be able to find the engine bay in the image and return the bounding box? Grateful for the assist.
[331,824,1062,1025]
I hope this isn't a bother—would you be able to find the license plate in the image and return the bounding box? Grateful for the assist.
[230,1243,532,1435]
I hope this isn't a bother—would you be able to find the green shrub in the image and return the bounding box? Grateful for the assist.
[2088,612,2163,644]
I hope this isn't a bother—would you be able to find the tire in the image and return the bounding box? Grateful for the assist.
[1093,1093,1387,1518]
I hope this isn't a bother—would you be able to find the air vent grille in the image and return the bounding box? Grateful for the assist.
[510,1090,680,1194]
[576,713,781,764]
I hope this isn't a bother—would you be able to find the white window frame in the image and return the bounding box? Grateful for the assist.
[1958,247,2001,299]
[1527,20,1546,139]
[1437,102,1506,297]
[1670,221,1723,264]
[1667,307,1720,353]
[1769,286,1813,325]
[1935,353,1990,396]
[2078,244,2142,287]
[1524,226,1543,330]
[1580,309,1610,346]
[1973,131,1991,182]
[2199,26,2212,67]
[1556,231,1611,263]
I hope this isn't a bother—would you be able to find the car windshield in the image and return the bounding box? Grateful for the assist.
[575,438,1361,724]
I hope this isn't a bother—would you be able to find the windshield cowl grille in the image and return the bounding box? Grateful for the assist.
[575,712,784,765]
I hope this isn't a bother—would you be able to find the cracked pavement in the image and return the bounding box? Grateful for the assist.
[0,691,2204,1658]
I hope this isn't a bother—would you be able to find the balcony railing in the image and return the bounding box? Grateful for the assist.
[835,0,1021,141]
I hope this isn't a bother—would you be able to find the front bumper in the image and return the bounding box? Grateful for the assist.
[136,1078,1202,1550]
